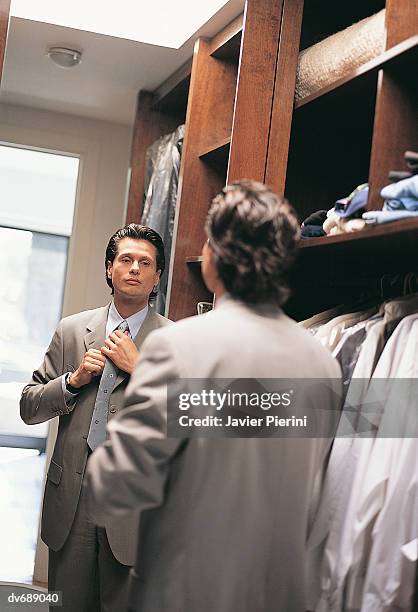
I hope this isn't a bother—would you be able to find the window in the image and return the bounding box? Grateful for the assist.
[0,145,79,448]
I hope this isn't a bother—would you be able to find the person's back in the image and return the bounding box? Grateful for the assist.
[86,180,341,612]
[128,296,340,612]
[159,295,339,379]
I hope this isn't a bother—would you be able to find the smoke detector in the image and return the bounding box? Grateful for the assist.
[47,46,82,69]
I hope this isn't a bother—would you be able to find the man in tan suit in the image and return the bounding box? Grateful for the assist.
[20,224,171,612]
[86,181,342,612]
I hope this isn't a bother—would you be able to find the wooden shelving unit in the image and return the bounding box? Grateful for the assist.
[165,0,284,321]
[275,0,418,320]
[125,0,417,323]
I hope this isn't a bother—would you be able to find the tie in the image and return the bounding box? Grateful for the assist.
[87,320,129,451]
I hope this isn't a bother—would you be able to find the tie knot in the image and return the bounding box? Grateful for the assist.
[117,320,129,333]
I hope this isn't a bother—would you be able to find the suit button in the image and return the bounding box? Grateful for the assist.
[109,406,117,414]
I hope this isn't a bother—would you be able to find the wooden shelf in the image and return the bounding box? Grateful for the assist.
[295,35,418,108]
[198,137,231,169]
[152,58,192,119]
[185,222,418,323]
[184,221,418,261]
[184,219,418,262]
[287,217,418,321]
[299,217,418,250]
[295,218,418,284]
[209,14,243,61]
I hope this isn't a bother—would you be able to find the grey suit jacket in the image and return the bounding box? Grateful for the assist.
[20,304,170,566]
[86,297,342,611]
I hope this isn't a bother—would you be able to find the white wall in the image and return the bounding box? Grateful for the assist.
[0,102,133,315]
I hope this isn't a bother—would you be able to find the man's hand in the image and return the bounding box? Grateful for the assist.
[69,349,106,388]
[101,331,139,374]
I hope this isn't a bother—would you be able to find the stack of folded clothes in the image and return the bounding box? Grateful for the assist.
[300,152,418,237]
[301,184,369,239]
[363,151,418,226]
[323,183,368,235]
[300,210,327,239]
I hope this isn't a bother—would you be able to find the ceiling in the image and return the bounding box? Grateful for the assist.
[0,0,244,126]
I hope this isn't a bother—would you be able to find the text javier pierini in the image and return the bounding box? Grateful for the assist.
[178,415,307,427]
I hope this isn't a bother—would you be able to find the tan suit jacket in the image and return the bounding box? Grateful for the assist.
[86,297,342,611]
[20,304,170,566]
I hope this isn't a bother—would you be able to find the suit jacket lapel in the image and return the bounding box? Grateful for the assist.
[113,307,162,390]
[83,305,109,352]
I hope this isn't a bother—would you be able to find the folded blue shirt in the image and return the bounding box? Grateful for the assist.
[384,198,418,211]
[334,183,368,218]
[381,175,418,211]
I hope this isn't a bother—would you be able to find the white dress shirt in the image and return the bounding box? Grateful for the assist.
[106,302,148,340]
[311,314,418,612]
[360,316,418,611]
[307,317,384,611]
[62,302,149,401]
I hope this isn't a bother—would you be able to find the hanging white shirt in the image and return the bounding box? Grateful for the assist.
[360,316,418,611]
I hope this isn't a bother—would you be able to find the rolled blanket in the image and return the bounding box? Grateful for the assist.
[295,10,386,102]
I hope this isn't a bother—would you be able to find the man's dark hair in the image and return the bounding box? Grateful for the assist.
[205,179,300,305]
[105,224,165,299]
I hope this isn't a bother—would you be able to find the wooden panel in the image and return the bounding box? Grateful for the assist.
[198,60,238,151]
[153,58,192,106]
[373,0,418,208]
[227,0,284,183]
[367,67,418,210]
[385,0,418,48]
[125,90,182,224]
[0,0,10,83]
[209,13,243,58]
[153,75,190,123]
[152,59,191,122]
[126,91,154,224]
[265,0,304,195]
[167,38,237,320]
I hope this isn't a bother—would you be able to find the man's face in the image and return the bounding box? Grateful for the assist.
[107,238,161,305]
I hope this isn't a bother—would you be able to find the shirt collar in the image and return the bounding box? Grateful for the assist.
[215,293,282,317]
[106,302,149,339]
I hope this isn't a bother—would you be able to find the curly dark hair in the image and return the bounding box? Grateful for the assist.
[205,180,300,305]
[105,224,165,299]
